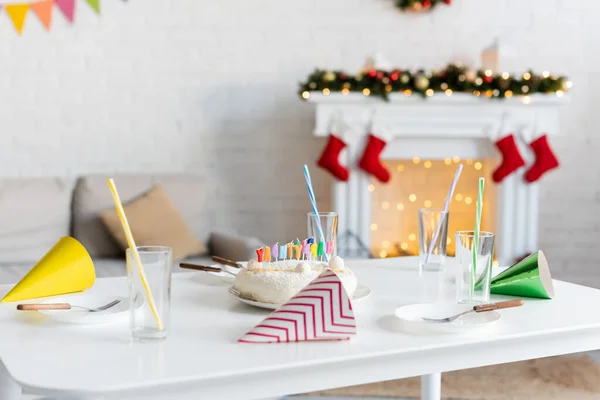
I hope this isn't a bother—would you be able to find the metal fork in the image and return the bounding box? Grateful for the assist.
[422,300,524,323]
[17,299,122,312]
[180,263,237,276]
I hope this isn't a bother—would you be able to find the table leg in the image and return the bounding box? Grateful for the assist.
[420,373,441,400]
[0,360,21,400]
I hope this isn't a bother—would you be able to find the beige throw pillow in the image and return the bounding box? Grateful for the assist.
[100,186,207,260]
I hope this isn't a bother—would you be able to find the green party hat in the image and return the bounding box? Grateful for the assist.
[489,250,554,299]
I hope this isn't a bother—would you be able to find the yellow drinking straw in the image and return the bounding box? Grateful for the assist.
[107,179,163,330]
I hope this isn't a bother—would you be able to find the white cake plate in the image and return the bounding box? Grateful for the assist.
[229,284,372,310]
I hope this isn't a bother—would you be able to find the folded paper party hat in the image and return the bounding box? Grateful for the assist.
[2,236,96,303]
[239,270,356,343]
[489,250,554,299]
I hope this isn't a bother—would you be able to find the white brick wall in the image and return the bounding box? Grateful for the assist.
[0,0,597,285]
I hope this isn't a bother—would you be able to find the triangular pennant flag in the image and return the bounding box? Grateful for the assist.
[55,0,76,23]
[239,270,357,343]
[30,0,54,31]
[84,0,100,14]
[5,4,30,35]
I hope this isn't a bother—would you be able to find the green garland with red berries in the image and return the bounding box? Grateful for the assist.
[298,64,570,102]
[396,0,451,11]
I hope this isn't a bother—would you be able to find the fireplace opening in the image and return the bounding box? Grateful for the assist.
[370,157,497,259]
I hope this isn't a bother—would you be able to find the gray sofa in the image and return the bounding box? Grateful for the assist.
[0,174,263,285]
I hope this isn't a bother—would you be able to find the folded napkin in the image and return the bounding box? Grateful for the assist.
[239,270,356,343]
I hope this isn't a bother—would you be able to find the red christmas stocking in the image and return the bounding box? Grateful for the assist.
[317,134,349,181]
[492,134,526,183]
[358,133,390,183]
[524,134,559,183]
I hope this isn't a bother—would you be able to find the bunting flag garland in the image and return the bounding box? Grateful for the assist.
[5,3,30,34]
[1,0,117,34]
[30,0,53,30]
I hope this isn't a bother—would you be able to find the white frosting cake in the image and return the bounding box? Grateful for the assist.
[233,256,357,304]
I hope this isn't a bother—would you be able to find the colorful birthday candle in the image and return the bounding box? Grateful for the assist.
[264,246,271,262]
[279,245,287,260]
[303,243,311,260]
[310,243,317,258]
[272,243,278,260]
[317,241,324,258]
[294,244,302,259]
[326,240,333,255]
[256,248,264,262]
[307,237,314,245]
[287,243,293,259]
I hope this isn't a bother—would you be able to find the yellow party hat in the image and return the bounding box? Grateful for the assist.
[2,236,96,303]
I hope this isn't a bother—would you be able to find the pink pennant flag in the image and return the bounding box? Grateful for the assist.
[239,270,356,343]
[55,0,76,23]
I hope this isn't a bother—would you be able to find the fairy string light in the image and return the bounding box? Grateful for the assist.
[299,63,571,102]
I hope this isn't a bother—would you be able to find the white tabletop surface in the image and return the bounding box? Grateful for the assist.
[2,257,600,400]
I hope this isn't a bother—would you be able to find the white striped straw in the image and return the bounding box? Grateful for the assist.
[425,164,463,263]
[303,165,329,263]
[471,177,485,298]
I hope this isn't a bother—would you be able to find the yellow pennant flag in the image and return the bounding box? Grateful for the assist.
[5,4,30,35]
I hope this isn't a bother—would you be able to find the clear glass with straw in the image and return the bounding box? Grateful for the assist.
[107,178,167,342]
[303,164,333,263]
[456,177,492,304]
[418,208,449,271]
[307,212,338,260]
[455,231,495,304]
[421,164,462,270]
[127,246,172,341]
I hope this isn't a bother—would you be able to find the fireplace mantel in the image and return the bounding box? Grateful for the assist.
[309,93,568,139]
[307,92,569,265]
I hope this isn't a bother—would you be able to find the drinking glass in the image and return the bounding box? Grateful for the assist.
[455,231,495,304]
[307,212,338,259]
[127,246,172,341]
[418,208,449,271]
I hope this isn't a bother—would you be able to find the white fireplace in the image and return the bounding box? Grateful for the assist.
[308,92,567,266]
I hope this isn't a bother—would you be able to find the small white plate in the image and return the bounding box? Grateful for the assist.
[229,284,372,310]
[37,295,136,325]
[394,303,500,334]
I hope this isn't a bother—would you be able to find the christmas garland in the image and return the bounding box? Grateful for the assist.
[298,64,570,102]
[396,0,451,11]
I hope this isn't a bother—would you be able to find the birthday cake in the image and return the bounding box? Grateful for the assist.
[233,239,357,304]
